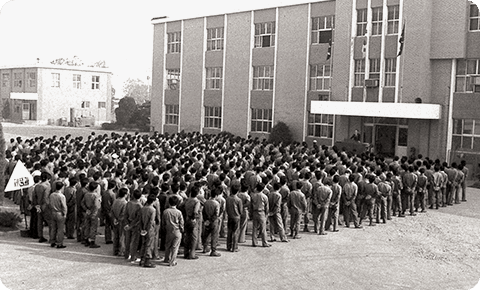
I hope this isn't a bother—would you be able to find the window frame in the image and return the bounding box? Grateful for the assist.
[456,59,480,92]
[205,67,223,90]
[369,58,381,80]
[204,106,222,129]
[384,58,397,87]
[13,72,23,88]
[387,5,400,34]
[27,72,36,88]
[307,112,334,139]
[51,73,60,88]
[452,119,480,150]
[470,3,480,31]
[254,22,276,48]
[167,32,181,54]
[166,69,180,90]
[73,74,82,89]
[357,9,367,36]
[81,101,90,108]
[310,64,332,91]
[91,75,100,90]
[98,101,106,109]
[311,16,335,44]
[354,59,365,87]
[2,73,9,87]
[253,65,274,91]
[165,104,179,125]
[207,27,224,51]
[251,108,273,133]
[371,7,383,36]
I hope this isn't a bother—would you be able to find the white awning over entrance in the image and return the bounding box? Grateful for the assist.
[10,93,38,100]
[311,101,442,120]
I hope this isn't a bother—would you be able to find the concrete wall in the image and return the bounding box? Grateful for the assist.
[151,23,165,133]
[180,18,204,133]
[275,4,309,142]
[224,12,251,137]
[401,0,432,104]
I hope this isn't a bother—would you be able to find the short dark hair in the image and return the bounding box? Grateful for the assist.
[168,195,179,207]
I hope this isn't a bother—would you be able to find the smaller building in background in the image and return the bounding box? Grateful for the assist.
[0,63,113,126]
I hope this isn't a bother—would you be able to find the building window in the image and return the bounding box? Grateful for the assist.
[310,64,331,91]
[91,76,100,89]
[52,73,60,87]
[456,59,480,92]
[204,106,222,129]
[166,69,180,90]
[371,7,383,36]
[73,74,81,89]
[27,72,36,87]
[2,73,9,87]
[354,59,365,87]
[251,108,272,133]
[470,3,480,31]
[81,101,90,108]
[254,22,275,48]
[308,113,334,138]
[369,58,380,79]
[98,102,106,109]
[165,104,179,125]
[387,5,400,34]
[207,27,224,51]
[167,32,181,53]
[253,66,274,91]
[357,9,367,36]
[13,73,22,88]
[205,67,222,90]
[384,58,397,87]
[312,16,335,44]
[452,119,480,150]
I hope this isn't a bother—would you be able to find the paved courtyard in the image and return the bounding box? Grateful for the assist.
[0,123,480,290]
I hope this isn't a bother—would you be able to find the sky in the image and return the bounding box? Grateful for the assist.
[0,0,313,94]
[0,0,479,95]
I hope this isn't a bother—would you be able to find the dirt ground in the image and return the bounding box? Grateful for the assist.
[0,123,480,290]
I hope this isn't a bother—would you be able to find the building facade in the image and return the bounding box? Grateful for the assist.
[0,64,113,125]
[151,0,480,172]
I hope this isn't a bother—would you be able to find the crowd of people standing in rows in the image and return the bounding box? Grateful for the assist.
[3,130,469,268]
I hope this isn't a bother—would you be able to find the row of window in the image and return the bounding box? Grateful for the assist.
[356,5,400,37]
[470,3,480,31]
[354,58,397,87]
[167,15,336,54]
[52,73,100,89]
[1,72,101,89]
[164,104,333,138]
[2,72,36,88]
[81,101,106,109]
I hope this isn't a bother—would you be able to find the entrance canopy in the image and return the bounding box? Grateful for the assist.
[10,93,38,100]
[311,101,441,120]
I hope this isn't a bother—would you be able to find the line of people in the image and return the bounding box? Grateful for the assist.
[4,131,469,268]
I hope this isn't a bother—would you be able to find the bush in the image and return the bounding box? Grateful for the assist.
[269,121,293,146]
[101,122,119,130]
[0,210,22,228]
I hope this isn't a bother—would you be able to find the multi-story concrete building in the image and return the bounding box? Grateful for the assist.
[0,63,113,125]
[151,0,480,173]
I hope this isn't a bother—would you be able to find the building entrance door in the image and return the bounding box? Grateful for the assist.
[375,125,396,158]
[22,103,30,120]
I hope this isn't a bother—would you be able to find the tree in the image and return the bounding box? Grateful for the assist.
[88,60,108,68]
[269,121,293,146]
[122,78,150,104]
[129,101,150,131]
[115,97,137,126]
[50,55,84,66]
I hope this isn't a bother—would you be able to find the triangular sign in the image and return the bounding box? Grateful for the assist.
[5,161,34,192]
